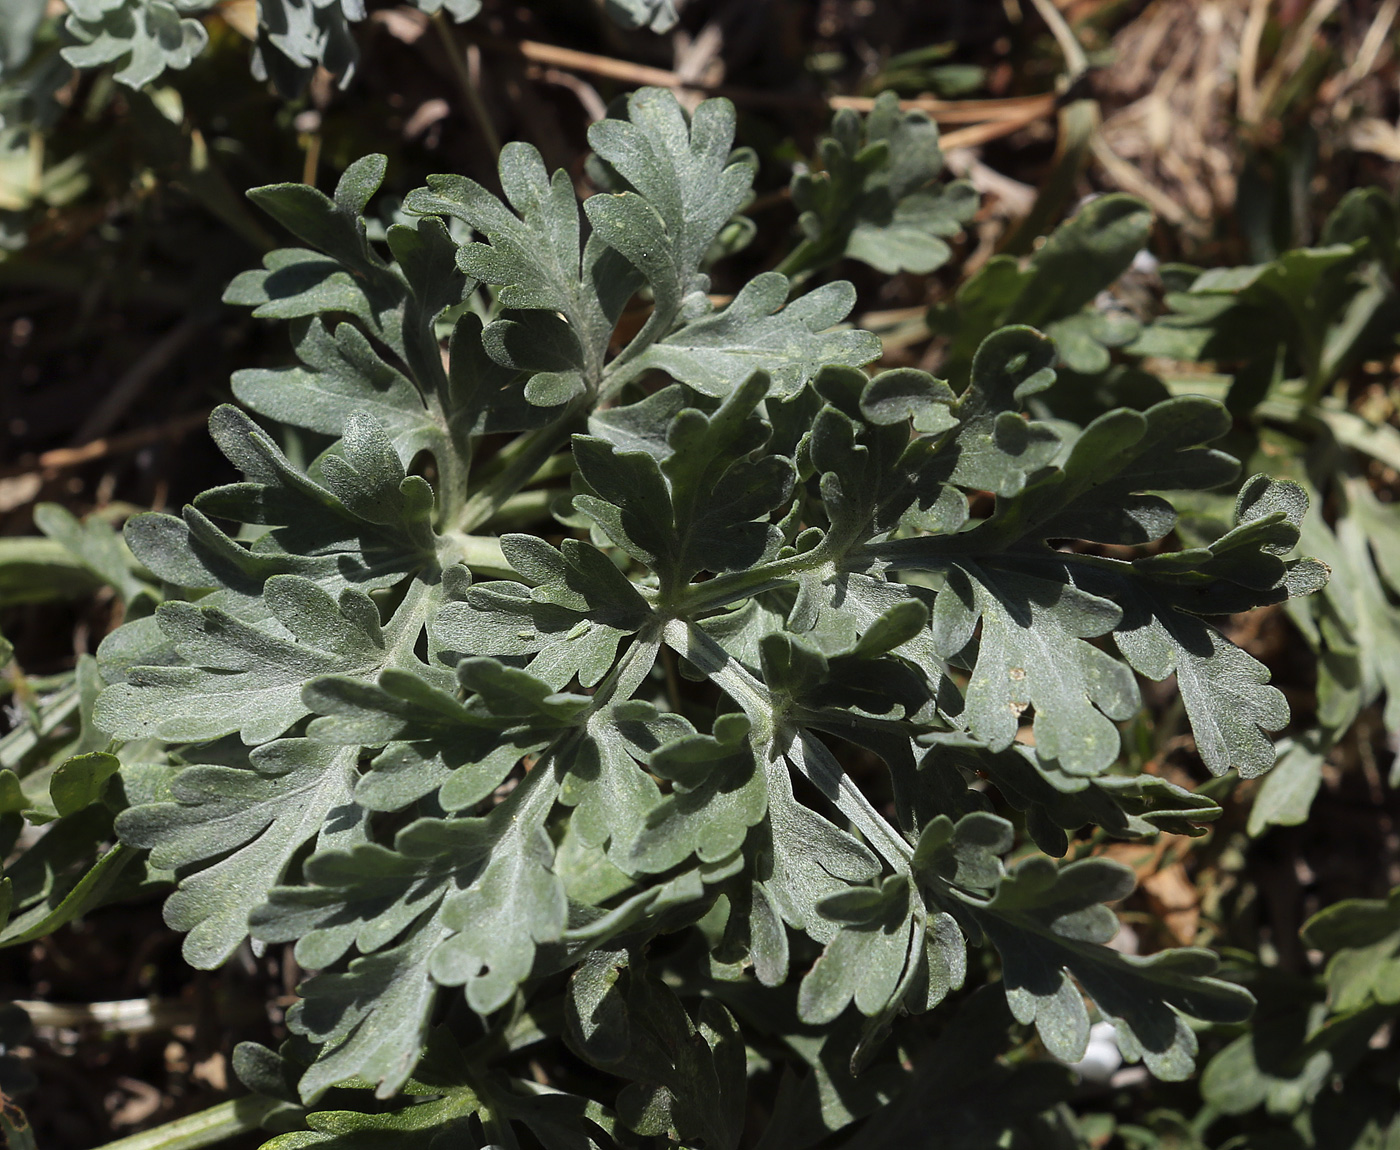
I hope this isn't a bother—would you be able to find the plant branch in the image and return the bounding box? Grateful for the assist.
[0,410,211,481]
[436,531,513,578]
[784,729,914,868]
[1025,0,1089,82]
[456,401,587,533]
[662,619,913,871]
[469,31,1056,124]
[384,574,444,664]
[591,626,663,712]
[667,544,837,617]
[91,1097,281,1150]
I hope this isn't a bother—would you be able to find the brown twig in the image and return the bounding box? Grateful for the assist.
[472,32,1056,126]
[535,67,608,122]
[1,411,210,480]
[939,110,1052,151]
[942,150,1037,217]
[830,92,1056,123]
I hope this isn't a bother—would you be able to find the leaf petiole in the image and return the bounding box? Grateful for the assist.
[89,1097,282,1150]
[456,399,588,533]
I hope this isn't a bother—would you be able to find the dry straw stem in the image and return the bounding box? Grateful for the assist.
[1096,0,1391,240]
[1090,134,1188,224]
[1236,0,1271,123]
[1341,0,1400,91]
[15,996,198,1034]
[471,32,1056,127]
[1096,1,1249,234]
[0,411,210,482]
[1251,0,1343,122]
[1026,0,1091,80]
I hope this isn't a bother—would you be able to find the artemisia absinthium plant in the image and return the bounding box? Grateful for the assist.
[61,89,1326,1146]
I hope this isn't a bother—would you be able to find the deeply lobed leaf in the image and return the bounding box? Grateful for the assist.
[62,92,1330,1141]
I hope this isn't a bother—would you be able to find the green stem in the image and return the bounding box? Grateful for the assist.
[862,535,1136,578]
[456,402,585,533]
[1309,265,1394,405]
[668,542,836,617]
[481,489,557,532]
[772,237,833,284]
[662,619,912,871]
[595,360,645,405]
[589,626,663,713]
[521,451,579,484]
[91,1097,280,1150]
[1000,0,1098,256]
[431,445,470,532]
[1295,327,1327,408]
[784,728,913,867]
[662,618,772,737]
[384,575,443,664]
[0,677,79,767]
[437,532,513,579]
[999,98,1098,258]
[431,13,502,162]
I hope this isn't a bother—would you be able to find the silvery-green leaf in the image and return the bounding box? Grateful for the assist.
[787,91,976,279]
[62,0,210,89]
[930,194,1152,387]
[620,713,766,873]
[116,739,365,967]
[405,141,632,399]
[96,577,389,745]
[584,88,753,358]
[622,274,881,400]
[967,854,1254,1080]
[564,956,745,1150]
